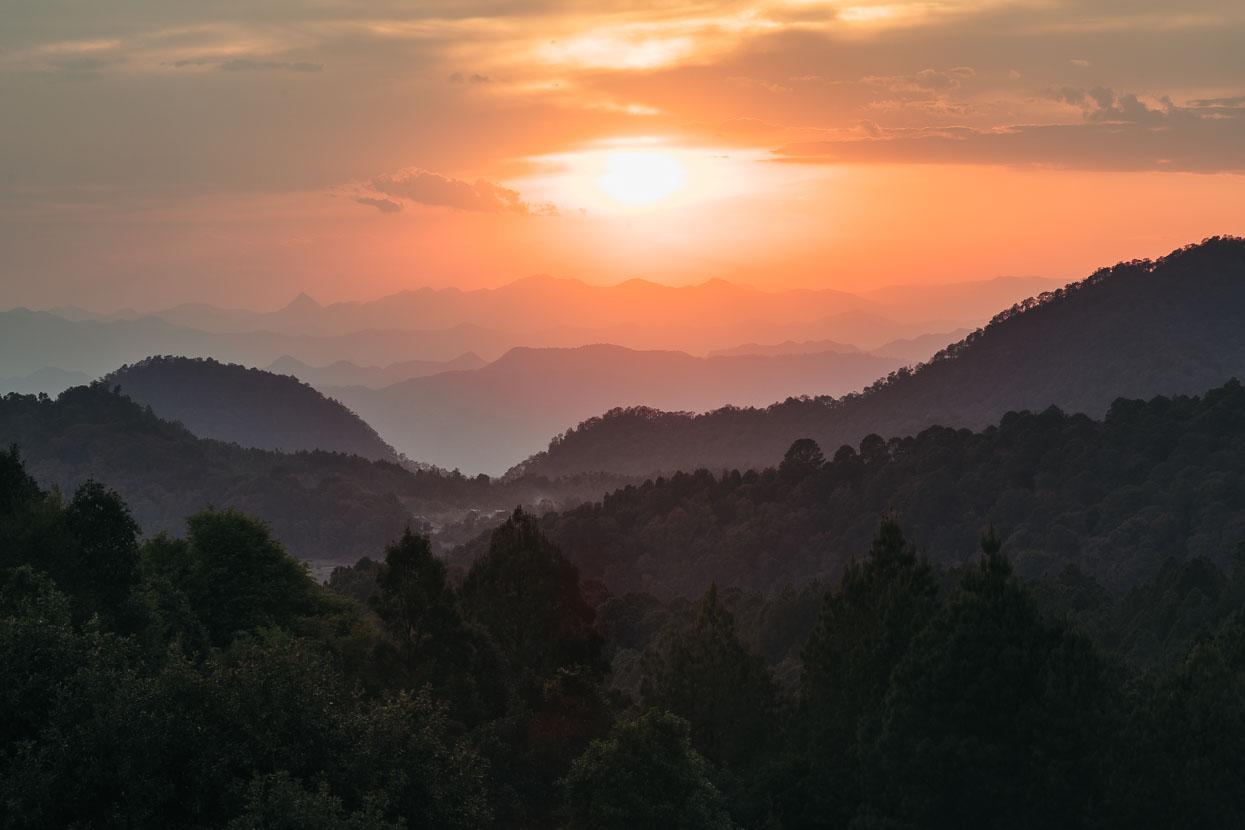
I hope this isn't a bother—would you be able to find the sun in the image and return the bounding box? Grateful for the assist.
[596,151,688,205]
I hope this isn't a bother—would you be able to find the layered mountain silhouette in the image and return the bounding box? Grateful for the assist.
[0,384,624,566]
[103,356,403,463]
[513,237,1245,478]
[328,344,907,474]
[264,353,486,388]
[60,274,1047,338]
[16,273,1057,380]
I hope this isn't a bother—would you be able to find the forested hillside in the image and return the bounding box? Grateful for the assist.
[0,385,629,564]
[508,380,1245,595]
[103,356,403,462]
[516,237,1245,478]
[6,450,1245,829]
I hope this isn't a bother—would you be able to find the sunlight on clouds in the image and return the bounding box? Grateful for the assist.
[514,137,814,217]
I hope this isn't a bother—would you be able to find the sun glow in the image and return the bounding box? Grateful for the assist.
[596,152,688,205]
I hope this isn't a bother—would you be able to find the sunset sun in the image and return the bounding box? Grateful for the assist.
[595,151,688,205]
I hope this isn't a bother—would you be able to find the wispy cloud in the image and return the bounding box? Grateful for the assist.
[358,168,558,215]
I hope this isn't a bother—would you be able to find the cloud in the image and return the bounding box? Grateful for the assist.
[449,72,491,83]
[1052,86,1190,124]
[354,196,403,213]
[772,96,1245,173]
[862,66,975,94]
[217,59,322,72]
[362,168,557,215]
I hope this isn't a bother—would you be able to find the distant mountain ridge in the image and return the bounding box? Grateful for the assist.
[103,356,403,463]
[38,273,1059,340]
[265,353,487,388]
[512,237,1245,478]
[328,343,908,474]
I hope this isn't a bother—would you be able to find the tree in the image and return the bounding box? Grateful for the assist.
[860,535,1119,828]
[369,528,461,685]
[780,438,825,479]
[641,584,777,770]
[460,508,602,686]
[182,508,321,646]
[558,710,737,830]
[784,516,939,828]
[64,479,141,621]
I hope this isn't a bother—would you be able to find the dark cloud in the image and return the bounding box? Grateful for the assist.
[364,168,557,215]
[1051,86,1192,124]
[217,59,322,72]
[449,72,491,83]
[773,102,1245,173]
[353,196,403,213]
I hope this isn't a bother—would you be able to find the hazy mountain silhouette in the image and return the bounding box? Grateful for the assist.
[103,356,403,462]
[857,275,1064,322]
[513,238,1245,478]
[869,329,974,362]
[328,344,907,474]
[44,274,1054,343]
[0,367,93,396]
[0,305,953,379]
[708,339,863,358]
[265,353,487,388]
[707,330,972,364]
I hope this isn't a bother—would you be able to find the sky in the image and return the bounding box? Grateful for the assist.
[2,0,1243,311]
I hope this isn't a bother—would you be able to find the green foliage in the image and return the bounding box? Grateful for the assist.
[461,508,603,686]
[225,772,399,830]
[538,379,1245,595]
[861,539,1120,829]
[181,508,322,646]
[642,585,778,770]
[370,528,460,682]
[783,517,939,828]
[558,710,737,830]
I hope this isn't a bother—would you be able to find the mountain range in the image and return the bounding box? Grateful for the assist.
[49,274,1059,339]
[327,344,908,474]
[512,237,1245,478]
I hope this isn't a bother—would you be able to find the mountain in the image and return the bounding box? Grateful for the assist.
[0,367,93,396]
[499,379,1245,596]
[328,344,908,474]
[0,384,624,566]
[512,238,1245,478]
[103,356,403,463]
[265,353,487,389]
[857,275,1064,323]
[0,308,560,376]
[51,274,1050,345]
[869,328,974,363]
[130,276,873,337]
[0,306,940,380]
[707,329,972,364]
[707,339,863,358]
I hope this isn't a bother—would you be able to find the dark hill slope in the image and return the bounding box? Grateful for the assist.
[513,380,1245,596]
[515,237,1245,478]
[0,385,624,565]
[104,356,401,462]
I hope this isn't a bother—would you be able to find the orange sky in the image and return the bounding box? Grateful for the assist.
[2,0,1243,310]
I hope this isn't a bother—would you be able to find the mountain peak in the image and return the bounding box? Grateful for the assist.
[282,291,322,312]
